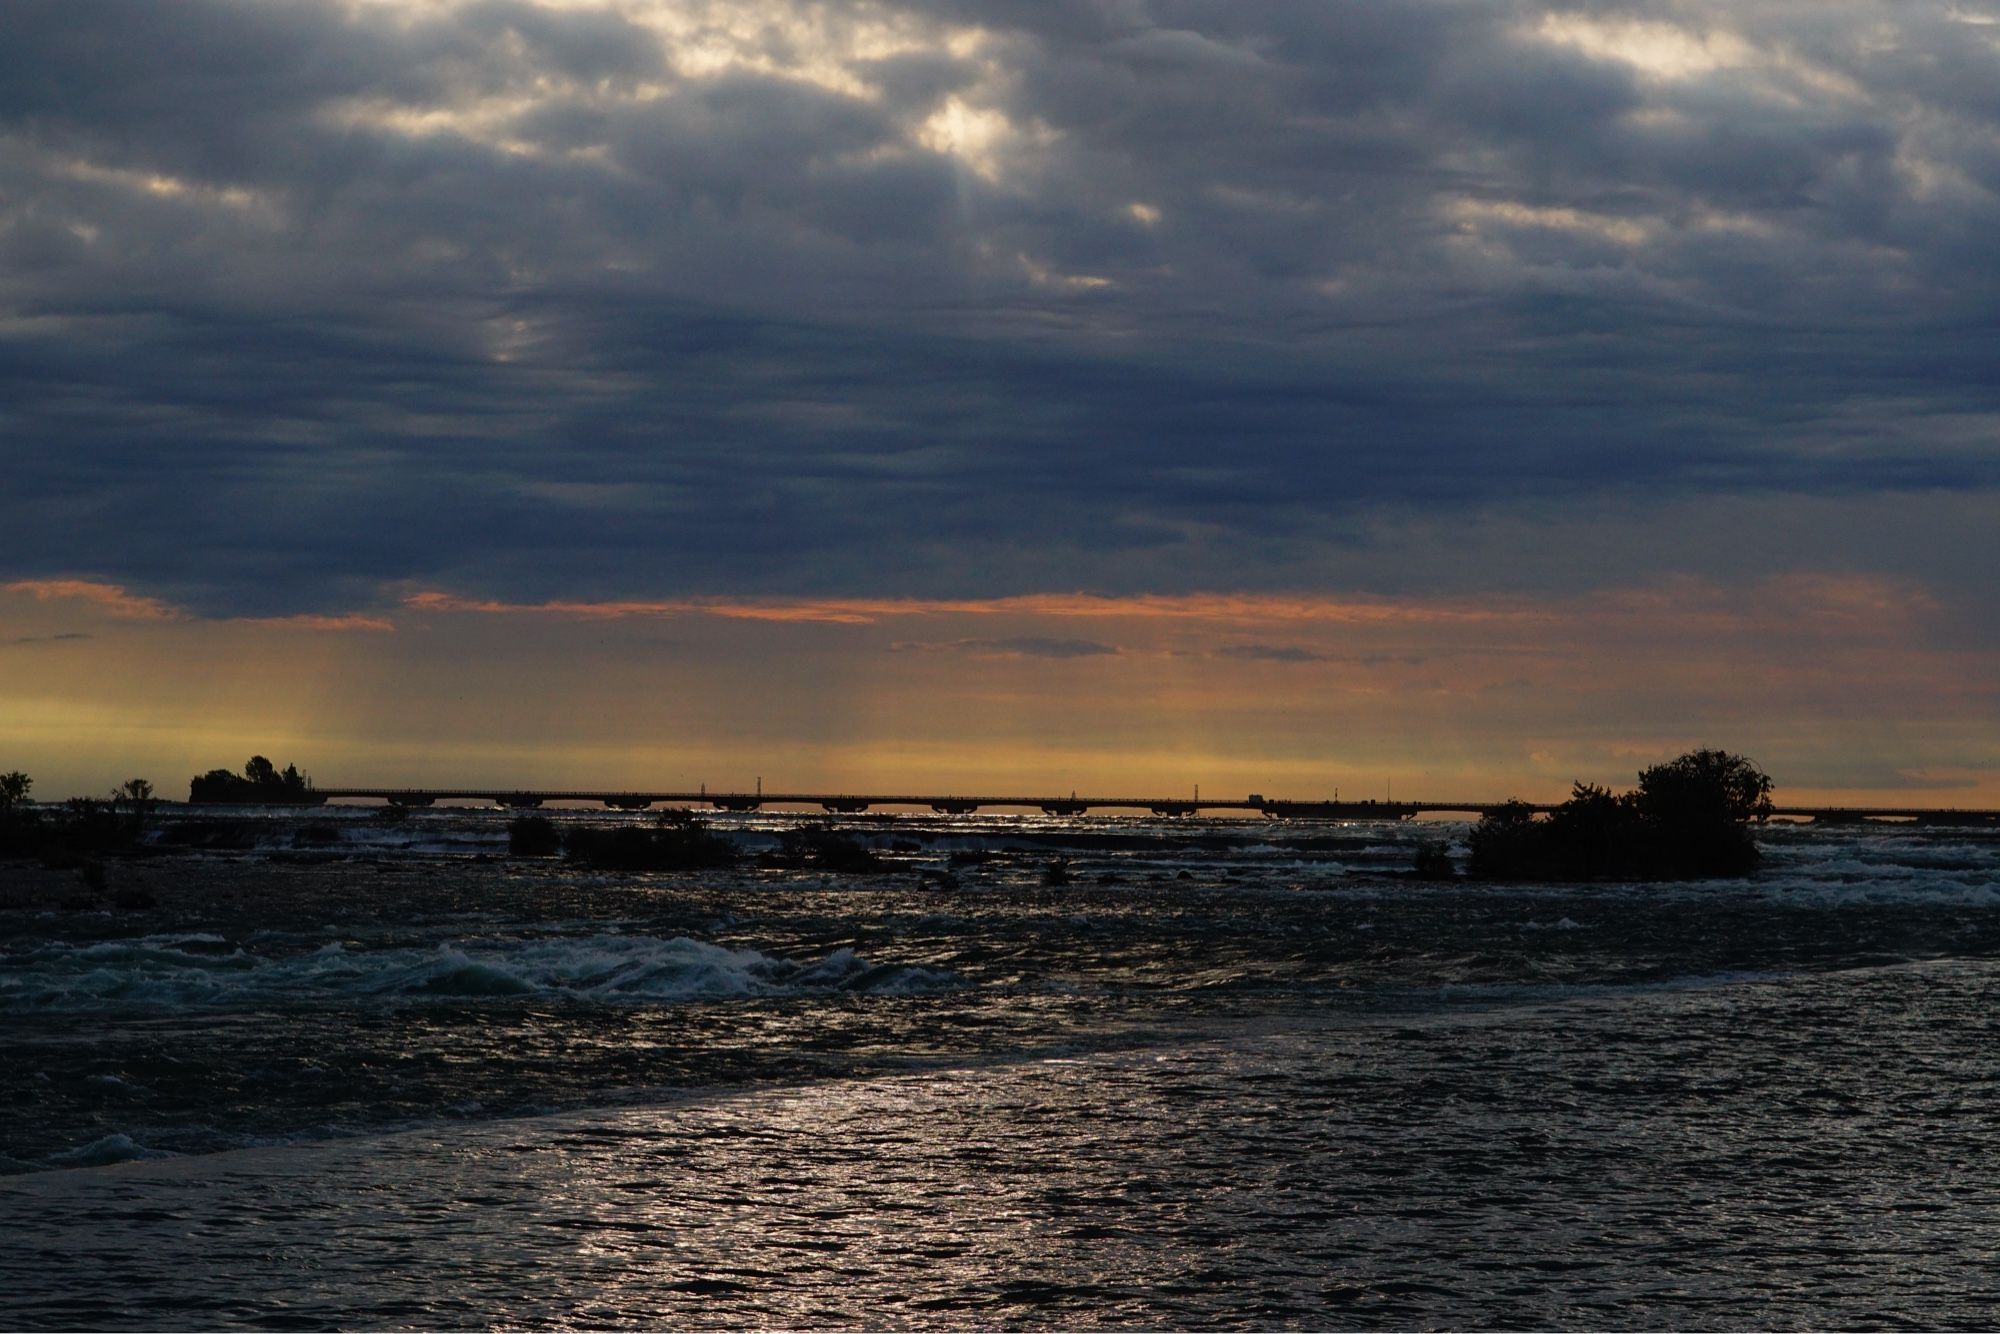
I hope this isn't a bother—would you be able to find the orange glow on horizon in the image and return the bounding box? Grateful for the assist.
[1,573,1994,807]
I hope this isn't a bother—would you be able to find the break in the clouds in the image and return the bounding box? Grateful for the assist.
[2,0,1998,623]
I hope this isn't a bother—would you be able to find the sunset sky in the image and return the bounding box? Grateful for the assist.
[3,0,1997,803]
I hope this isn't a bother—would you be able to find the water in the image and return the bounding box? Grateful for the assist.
[3,811,1999,1327]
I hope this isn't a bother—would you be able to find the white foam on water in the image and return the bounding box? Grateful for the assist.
[39,1133,175,1169]
[1755,875,2000,908]
[0,933,961,1012]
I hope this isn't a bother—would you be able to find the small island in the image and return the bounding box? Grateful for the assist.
[188,756,325,805]
[1467,748,1774,880]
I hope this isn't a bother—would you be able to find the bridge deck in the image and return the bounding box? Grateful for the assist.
[309,788,2000,822]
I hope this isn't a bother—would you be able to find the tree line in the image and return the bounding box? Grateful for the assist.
[188,756,319,804]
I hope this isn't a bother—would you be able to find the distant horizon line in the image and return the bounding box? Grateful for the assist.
[97,782,2000,823]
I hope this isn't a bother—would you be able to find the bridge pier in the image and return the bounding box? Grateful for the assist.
[932,801,978,815]
[386,794,435,808]
[821,799,870,814]
[712,797,762,812]
[602,796,653,810]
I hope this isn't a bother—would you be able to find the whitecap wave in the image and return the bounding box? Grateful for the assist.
[0,934,961,1012]
[40,1133,175,1169]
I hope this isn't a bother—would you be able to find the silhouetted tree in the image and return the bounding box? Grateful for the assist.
[1635,749,1774,826]
[1469,751,1773,881]
[106,778,158,836]
[1539,782,1638,879]
[1631,749,1771,878]
[189,757,320,804]
[189,768,241,802]
[0,771,34,855]
[1466,799,1542,879]
[1410,840,1456,880]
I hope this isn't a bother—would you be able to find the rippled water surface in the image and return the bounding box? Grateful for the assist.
[3,811,1999,1328]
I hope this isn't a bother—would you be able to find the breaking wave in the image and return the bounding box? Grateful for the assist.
[0,933,960,1012]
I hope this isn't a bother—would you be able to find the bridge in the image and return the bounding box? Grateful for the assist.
[308,787,2000,825]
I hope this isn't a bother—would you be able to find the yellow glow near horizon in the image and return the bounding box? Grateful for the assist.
[1,576,1996,807]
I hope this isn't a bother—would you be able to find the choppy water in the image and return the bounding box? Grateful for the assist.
[4,811,1999,1328]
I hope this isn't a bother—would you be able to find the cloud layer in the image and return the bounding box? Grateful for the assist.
[3,0,1997,621]
[5,1,1999,799]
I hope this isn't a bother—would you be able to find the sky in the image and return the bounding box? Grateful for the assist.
[2,0,1997,804]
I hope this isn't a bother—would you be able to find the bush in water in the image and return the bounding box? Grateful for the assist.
[1410,841,1456,880]
[564,816,736,871]
[1468,749,1772,881]
[508,816,562,857]
[0,795,150,861]
[766,824,884,874]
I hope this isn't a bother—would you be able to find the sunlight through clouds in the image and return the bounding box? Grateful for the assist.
[1447,198,1658,248]
[1533,12,1755,81]
[1530,7,1870,106]
[55,158,274,214]
[3,0,1998,798]
[330,0,1016,177]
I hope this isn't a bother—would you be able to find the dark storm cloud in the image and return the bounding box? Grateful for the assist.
[3,0,1999,616]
